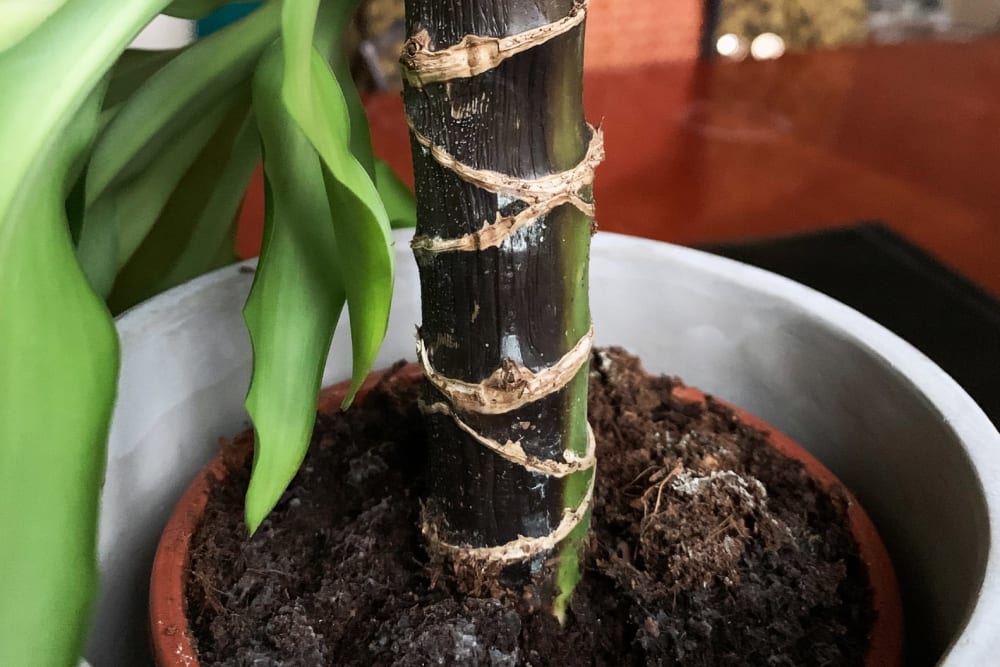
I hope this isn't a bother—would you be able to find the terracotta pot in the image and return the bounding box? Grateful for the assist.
[150,368,902,666]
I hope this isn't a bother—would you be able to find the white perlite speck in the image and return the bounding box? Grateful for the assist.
[669,469,768,507]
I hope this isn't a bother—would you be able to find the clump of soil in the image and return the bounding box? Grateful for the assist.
[186,349,874,666]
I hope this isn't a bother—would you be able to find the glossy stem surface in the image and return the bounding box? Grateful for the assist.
[404,0,594,604]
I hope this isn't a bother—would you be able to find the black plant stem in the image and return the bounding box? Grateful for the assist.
[402,0,598,616]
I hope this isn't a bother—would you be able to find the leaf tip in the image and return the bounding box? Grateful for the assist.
[340,378,362,410]
[243,466,279,536]
[244,490,270,537]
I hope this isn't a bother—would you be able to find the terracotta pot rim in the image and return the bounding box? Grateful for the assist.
[149,367,902,666]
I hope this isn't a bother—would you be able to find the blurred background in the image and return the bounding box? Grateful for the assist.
[137,1,1000,81]
[133,0,1000,428]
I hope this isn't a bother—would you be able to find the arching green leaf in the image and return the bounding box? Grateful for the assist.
[150,109,257,291]
[78,96,234,296]
[0,0,172,225]
[85,0,279,204]
[313,0,374,176]
[0,0,66,51]
[107,101,256,312]
[104,48,182,110]
[242,44,346,532]
[0,4,171,662]
[0,82,119,667]
[280,0,394,405]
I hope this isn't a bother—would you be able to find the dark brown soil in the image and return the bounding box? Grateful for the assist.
[186,348,874,666]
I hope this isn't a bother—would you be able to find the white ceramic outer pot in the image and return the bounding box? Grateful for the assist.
[85,231,999,666]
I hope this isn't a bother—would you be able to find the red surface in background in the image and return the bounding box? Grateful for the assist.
[237,39,1000,297]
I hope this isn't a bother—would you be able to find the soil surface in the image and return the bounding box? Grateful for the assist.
[186,348,874,666]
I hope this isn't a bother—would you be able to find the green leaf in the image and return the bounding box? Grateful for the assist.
[74,194,122,298]
[107,100,257,312]
[91,48,183,179]
[1,5,169,660]
[85,0,279,205]
[77,94,234,297]
[165,0,237,19]
[312,0,374,177]
[0,82,119,667]
[104,48,182,110]
[243,44,346,532]
[77,2,273,298]
[280,0,394,405]
[0,0,172,226]
[0,0,66,51]
[146,108,256,293]
[375,159,416,229]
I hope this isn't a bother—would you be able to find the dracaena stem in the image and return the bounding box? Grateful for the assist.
[403,0,594,616]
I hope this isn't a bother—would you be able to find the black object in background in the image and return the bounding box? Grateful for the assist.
[700,0,722,58]
[702,223,1000,428]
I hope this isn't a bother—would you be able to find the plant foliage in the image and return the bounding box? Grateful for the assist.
[0,1,413,664]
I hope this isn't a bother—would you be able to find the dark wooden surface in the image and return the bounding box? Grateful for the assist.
[706,224,1000,427]
[358,37,1000,297]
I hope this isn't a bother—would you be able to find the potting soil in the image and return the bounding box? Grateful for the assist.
[186,348,873,666]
